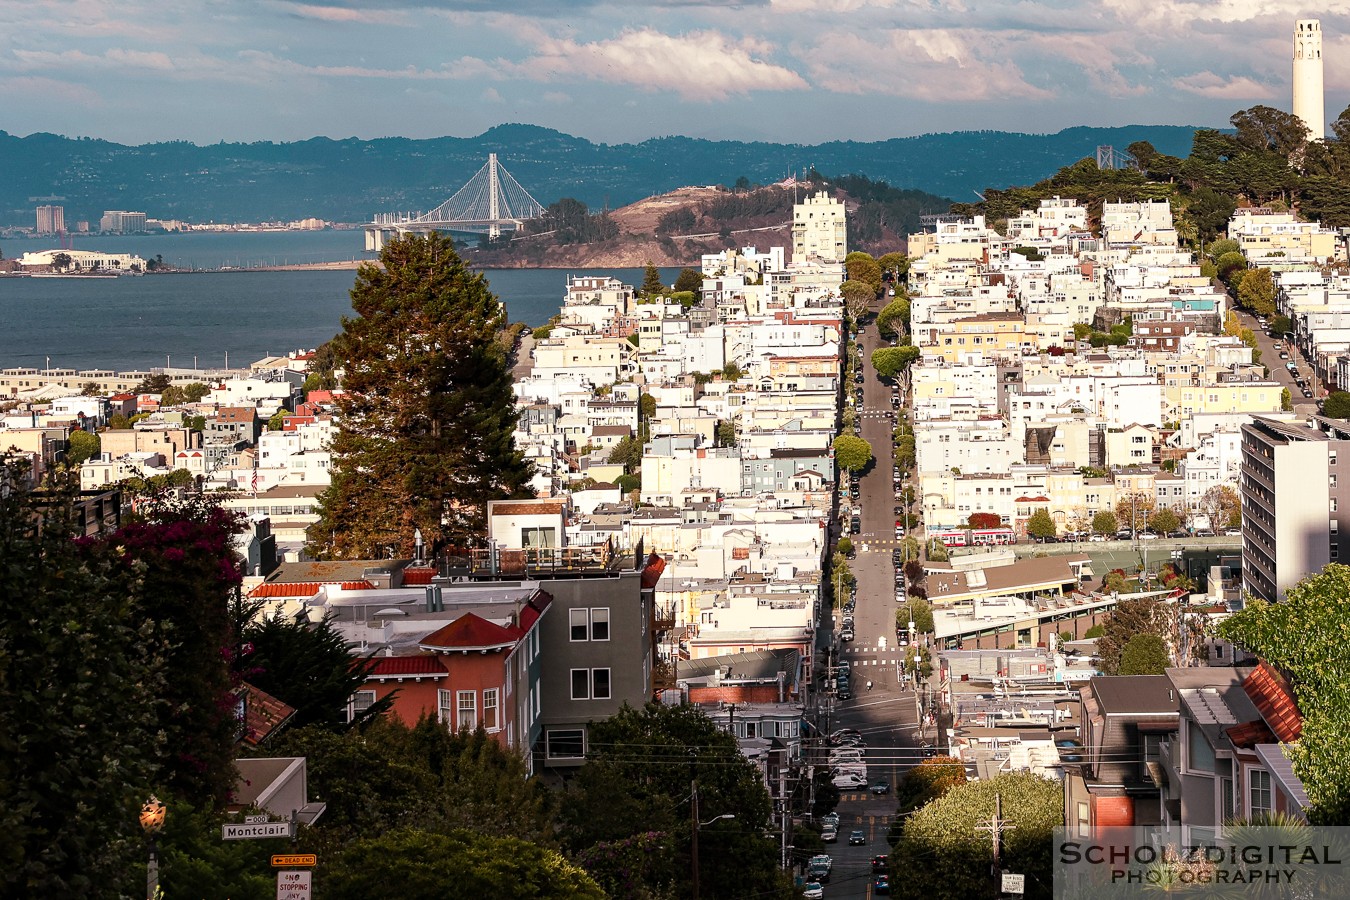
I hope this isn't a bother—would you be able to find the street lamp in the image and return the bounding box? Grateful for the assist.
[139,796,167,900]
[693,811,735,900]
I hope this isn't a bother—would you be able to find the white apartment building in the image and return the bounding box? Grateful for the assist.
[791,192,847,263]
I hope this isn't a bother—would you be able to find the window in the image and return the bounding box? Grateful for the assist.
[1077,801,1091,838]
[570,608,588,641]
[346,689,375,724]
[591,608,610,641]
[592,668,612,700]
[438,689,453,726]
[483,688,499,732]
[457,690,476,731]
[1250,769,1273,816]
[571,668,590,700]
[547,728,585,759]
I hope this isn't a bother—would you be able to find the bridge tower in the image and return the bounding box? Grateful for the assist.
[364,154,543,251]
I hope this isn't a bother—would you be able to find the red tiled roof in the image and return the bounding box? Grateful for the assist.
[364,655,448,679]
[248,580,375,598]
[237,682,296,747]
[641,551,667,590]
[420,613,520,652]
[1243,661,1302,743]
[1226,720,1276,749]
[401,567,436,586]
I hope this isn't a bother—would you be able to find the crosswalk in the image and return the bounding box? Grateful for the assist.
[831,805,893,817]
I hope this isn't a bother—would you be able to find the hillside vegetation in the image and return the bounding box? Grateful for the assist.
[952,104,1350,239]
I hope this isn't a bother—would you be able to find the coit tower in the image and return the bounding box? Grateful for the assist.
[1293,18,1325,140]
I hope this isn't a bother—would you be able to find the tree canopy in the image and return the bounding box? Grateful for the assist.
[1323,391,1350,419]
[891,773,1062,900]
[1119,633,1171,675]
[1218,564,1350,824]
[310,233,533,559]
[871,345,921,379]
[65,428,100,465]
[1026,508,1057,540]
[832,434,872,472]
[1091,510,1118,535]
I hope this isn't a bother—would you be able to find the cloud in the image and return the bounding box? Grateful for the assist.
[801,28,1053,102]
[481,86,502,102]
[1172,71,1272,99]
[283,3,404,24]
[0,74,102,107]
[469,28,808,100]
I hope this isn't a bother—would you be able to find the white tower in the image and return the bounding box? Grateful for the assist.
[1293,19,1325,141]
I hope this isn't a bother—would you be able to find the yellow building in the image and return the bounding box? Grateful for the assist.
[921,313,1028,363]
[1165,381,1282,419]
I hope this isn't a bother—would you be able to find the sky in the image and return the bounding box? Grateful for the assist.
[0,1,1347,147]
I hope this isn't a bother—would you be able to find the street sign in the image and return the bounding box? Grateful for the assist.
[1001,872,1025,894]
[276,869,311,900]
[272,855,317,867]
[222,822,292,840]
[244,814,268,824]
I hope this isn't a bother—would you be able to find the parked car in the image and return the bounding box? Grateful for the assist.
[1304,388,1314,398]
[821,826,839,843]
[850,516,861,535]
[808,854,833,883]
[1139,531,1159,540]
[803,881,825,899]
[1088,533,1107,542]
[849,829,866,846]
[1280,352,1290,359]
[870,780,891,795]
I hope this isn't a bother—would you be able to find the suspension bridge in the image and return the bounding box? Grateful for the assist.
[363,153,543,251]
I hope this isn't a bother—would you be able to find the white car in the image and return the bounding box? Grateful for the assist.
[832,774,867,788]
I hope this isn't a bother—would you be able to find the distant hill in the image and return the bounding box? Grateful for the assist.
[0,124,1202,228]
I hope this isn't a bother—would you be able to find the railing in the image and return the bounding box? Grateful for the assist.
[467,541,620,577]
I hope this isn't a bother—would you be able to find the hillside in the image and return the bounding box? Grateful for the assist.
[0,124,1201,228]
[466,177,951,267]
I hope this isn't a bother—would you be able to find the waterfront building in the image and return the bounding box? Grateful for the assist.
[99,210,148,234]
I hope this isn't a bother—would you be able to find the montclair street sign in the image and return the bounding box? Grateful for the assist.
[222,820,294,840]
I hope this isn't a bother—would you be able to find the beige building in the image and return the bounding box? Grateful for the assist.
[791,192,846,264]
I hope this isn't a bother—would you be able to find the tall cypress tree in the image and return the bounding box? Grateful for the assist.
[310,232,532,559]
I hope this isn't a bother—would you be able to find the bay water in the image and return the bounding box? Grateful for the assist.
[0,231,683,371]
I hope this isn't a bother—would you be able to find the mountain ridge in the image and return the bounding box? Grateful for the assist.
[0,124,1203,227]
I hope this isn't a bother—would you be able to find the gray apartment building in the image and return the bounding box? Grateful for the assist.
[1240,415,1350,602]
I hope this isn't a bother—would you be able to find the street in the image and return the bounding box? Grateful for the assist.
[816,314,927,898]
[1234,308,1320,416]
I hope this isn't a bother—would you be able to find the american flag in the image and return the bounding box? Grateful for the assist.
[251,470,259,493]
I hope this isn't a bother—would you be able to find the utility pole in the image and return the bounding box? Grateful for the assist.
[691,779,701,900]
[976,793,1015,896]
[778,762,789,872]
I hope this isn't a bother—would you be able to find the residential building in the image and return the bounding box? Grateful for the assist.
[1240,415,1350,602]
[791,192,847,263]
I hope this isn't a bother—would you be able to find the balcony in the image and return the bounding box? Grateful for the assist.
[466,539,626,579]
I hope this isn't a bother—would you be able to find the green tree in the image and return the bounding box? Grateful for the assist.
[1269,314,1292,336]
[1095,596,1179,675]
[65,428,100,465]
[641,261,664,297]
[1324,391,1350,419]
[891,773,1062,900]
[831,434,872,472]
[50,251,72,271]
[266,408,288,431]
[673,267,703,294]
[839,279,875,321]
[236,605,393,730]
[876,296,911,337]
[1218,564,1350,824]
[894,756,965,815]
[1147,507,1180,535]
[871,345,921,379]
[135,372,173,394]
[1072,322,1092,341]
[1282,387,1294,411]
[309,233,532,560]
[1215,250,1248,285]
[927,538,949,562]
[845,251,883,294]
[607,434,644,472]
[559,703,791,900]
[715,419,736,448]
[0,464,167,897]
[1237,265,1277,316]
[1026,508,1057,541]
[1119,633,1171,675]
[161,382,211,406]
[80,381,102,396]
[324,828,604,900]
[877,252,910,280]
[108,412,131,430]
[898,596,934,635]
[1205,237,1240,261]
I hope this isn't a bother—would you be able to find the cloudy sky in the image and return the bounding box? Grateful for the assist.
[0,0,1346,146]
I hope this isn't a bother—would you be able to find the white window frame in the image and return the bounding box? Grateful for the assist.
[457,690,476,731]
[1250,768,1273,816]
[347,689,376,724]
[438,689,453,727]
[592,668,612,700]
[590,607,610,641]
[483,688,500,732]
[571,668,590,700]
[570,608,589,642]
